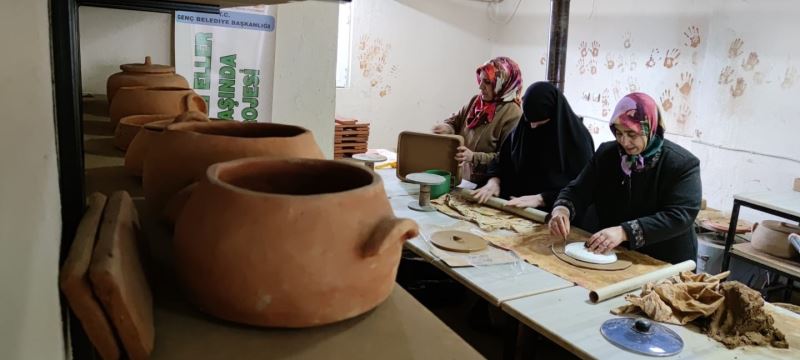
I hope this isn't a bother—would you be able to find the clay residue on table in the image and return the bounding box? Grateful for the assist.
[613,273,788,349]
[432,194,538,233]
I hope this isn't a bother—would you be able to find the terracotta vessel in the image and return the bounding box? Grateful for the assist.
[115,114,173,151]
[143,121,324,222]
[108,86,206,127]
[751,220,800,259]
[174,157,419,327]
[124,111,210,176]
[106,56,190,104]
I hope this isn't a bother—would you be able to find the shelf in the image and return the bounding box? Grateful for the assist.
[734,191,800,220]
[730,243,800,279]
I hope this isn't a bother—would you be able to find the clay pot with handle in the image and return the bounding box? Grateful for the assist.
[124,111,211,176]
[751,220,800,259]
[173,157,420,327]
[106,56,190,104]
[143,121,324,223]
[108,86,207,127]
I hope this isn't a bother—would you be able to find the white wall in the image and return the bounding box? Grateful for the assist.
[272,1,339,158]
[79,6,173,95]
[0,1,65,359]
[335,0,494,149]
[488,0,800,220]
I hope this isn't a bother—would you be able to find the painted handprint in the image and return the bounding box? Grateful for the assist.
[606,53,615,70]
[623,32,632,49]
[730,77,747,98]
[683,26,701,48]
[645,49,660,68]
[577,57,586,75]
[677,72,694,96]
[663,48,681,69]
[590,58,598,75]
[627,77,639,92]
[612,81,622,100]
[629,55,638,71]
[591,41,600,57]
[660,89,674,112]
[782,67,797,89]
[601,89,611,117]
[579,41,588,58]
[676,104,691,124]
[728,38,744,59]
[617,54,625,72]
[718,66,735,85]
[741,52,759,71]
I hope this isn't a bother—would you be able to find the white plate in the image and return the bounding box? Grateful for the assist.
[564,242,618,264]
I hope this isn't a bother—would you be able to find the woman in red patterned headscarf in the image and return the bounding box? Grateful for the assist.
[433,56,523,185]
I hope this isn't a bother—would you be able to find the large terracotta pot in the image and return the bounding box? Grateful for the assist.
[124,112,210,176]
[108,86,206,127]
[174,157,420,327]
[106,56,190,104]
[143,121,324,222]
[751,220,800,259]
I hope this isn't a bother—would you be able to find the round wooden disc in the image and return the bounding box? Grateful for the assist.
[405,172,446,186]
[430,231,488,253]
[552,244,632,271]
[564,242,618,264]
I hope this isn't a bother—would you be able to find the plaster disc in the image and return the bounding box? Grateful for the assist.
[430,231,488,253]
[352,153,388,163]
[565,242,618,264]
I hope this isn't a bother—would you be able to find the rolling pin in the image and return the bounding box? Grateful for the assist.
[454,188,548,223]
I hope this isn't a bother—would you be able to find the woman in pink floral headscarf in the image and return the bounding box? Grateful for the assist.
[548,92,702,264]
[432,56,523,185]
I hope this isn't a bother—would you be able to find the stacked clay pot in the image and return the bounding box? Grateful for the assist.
[142,121,324,223]
[751,220,800,259]
[108,86,207,127]
[124,111,211,176]
[174,157,419,327]
[106,56,189,105]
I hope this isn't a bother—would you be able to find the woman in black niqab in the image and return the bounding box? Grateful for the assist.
[471,81,595,212]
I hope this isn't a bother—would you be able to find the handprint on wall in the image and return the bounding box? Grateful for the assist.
[579,41,588,58]
[782,67,797,89]
[741,52,760,71]
[606,53,615,70]
[718,66,735,85]
[591,41,601,57]
[676,104,691,124]
[645,49,660,68]
[660,89,674,112]
[623,31,632,49]
[730,77,747,98]
[728,38,744,59]
[676,72,694,96]
[663,48,681,69]
[683,26,701,48]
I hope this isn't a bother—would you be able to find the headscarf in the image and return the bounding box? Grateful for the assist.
[508,81,595,176]
[609,92,666,176]
[465,56,523,129]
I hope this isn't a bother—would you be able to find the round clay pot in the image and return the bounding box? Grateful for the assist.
[143,121,324,223]
[751,220,800,259]
[108,86,207,127]
[124,111,211,176]
[174,157,419,327]
[114,114,173,151]
[106,56,190,104]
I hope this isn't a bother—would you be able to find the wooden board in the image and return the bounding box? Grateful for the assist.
[731,243,800,278]
[396,131,463,188]
[335,124,370,130]
[59,193,119,360]
[334,130,370,136]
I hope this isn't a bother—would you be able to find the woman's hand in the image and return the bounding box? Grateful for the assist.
[455,146,474,164]
[587,226,628,254]
[549,206,571,239]
[506,194,544,208]
[470,178,500,203]
[432,124,452,134]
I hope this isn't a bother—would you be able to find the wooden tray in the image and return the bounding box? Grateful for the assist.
[396,131,463,187]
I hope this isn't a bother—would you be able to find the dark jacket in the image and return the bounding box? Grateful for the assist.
[555,139,702,264]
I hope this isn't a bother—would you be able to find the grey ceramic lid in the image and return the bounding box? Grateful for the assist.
[600,318,683,357]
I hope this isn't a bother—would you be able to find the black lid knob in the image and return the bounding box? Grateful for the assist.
[634,319,652,333]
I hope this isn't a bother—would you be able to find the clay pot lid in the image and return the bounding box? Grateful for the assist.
[761,220,800,234]
[120,56,174,74]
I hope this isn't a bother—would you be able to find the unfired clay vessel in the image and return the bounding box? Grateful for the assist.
[143,122,324,223]
[174,157,420,327]
[108,86,206,127]
[106,56,189,104]
[752,220,800,259]
[124,111,210,176]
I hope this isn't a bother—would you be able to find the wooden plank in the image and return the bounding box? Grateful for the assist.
[335,124,370,130]
[334,144,368,150]
[731,243,800,278]
[334,130,370,136]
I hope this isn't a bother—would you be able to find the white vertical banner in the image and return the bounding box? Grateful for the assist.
[174,7,276,122]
